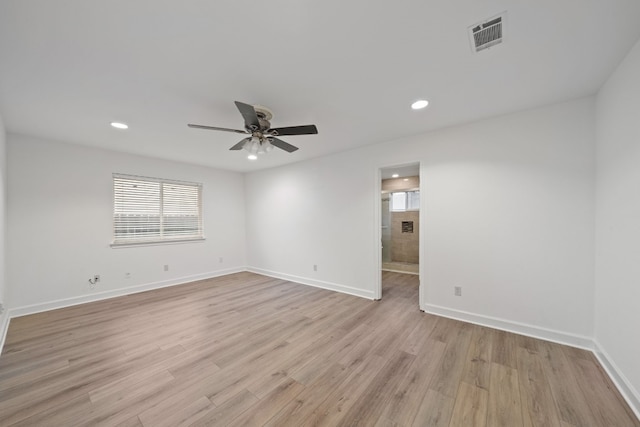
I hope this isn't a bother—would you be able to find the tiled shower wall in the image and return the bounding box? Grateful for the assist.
[390,210,419,263]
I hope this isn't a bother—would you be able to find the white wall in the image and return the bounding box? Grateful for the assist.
[595,37,640,412]
[7,134,246,311]
[0,114,7,316]
[246,148,379,298]
[246,97,596,343]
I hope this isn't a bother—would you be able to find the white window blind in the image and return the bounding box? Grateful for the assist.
[113,174,204,245]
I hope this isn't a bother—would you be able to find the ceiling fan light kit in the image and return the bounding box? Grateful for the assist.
[244,137,274,155]
[188,101,318,159]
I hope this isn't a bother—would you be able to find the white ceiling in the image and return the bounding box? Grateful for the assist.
[1,1,639,173]
[381,164,420,180]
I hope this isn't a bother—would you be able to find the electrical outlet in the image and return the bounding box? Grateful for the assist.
[313,264,318,271]
[164,265,169,272]
[88,274,99,290]
[454,286,462,296]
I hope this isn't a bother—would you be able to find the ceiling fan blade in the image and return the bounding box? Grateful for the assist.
[234,101,261,131]
[269,124,318,136]
[188,124,247,134]
[269,137,299,153]
[230,137,251,151]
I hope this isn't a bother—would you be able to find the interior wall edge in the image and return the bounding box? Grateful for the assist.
[422,303,594,350]
[0,310,9,357]
[246,266,375,300]
[593,340,640,421]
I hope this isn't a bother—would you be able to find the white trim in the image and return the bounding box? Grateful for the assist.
[110,237,206,248]
[381,268,419,276]
[374,167,382,300]
[593,340,640,421]
[0,310,10,355]
[423,303,594,350]
[7,267,245,319]
[418,162,425,309]
[247,267,375,300]
[112,173,202,187]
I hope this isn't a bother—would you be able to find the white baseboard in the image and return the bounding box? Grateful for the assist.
[593,340,640,421]
[422,303,594,350]
[247,267,375,300]
[381,268,419,276]
[5,267,245,320]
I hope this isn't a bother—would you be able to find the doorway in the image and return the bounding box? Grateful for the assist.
[376,163,422,306]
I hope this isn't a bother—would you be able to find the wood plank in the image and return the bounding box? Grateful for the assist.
[411,389,455,427]
[300,354,388,426]
[289,322,373,386]
[334,350,416,426]
[487,362,524,427]
[398,313,438,355]
[571,357,640,426]
[190,389,259,427]
[492,329,517,369]
[537,341,598,427]
[8,394,93,427]
[378,339,446,425]
[264,362,352,426]
[517,347,562,427]
[449,381,488,427]
[226,378,305,427]
[0,345,185,425]
[428,323,473,398]
[462,325,493,390]
[138,395,213,427]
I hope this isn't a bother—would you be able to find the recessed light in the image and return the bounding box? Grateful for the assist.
[110,122,128,129]
[411,100,429,110]
[391,174,399,178]
[247,154,258,160]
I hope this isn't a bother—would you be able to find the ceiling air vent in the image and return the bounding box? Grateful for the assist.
[469,13,506,52]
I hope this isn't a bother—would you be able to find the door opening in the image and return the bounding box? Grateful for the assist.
[376,163,422,307]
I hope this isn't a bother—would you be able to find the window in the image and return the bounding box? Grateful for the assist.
[112,174,204,245]
[391,192,407,211]
[391,190,420,211]
[407,190,420,210]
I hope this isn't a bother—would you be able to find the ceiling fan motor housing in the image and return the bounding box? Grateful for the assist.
[253,105,273,131]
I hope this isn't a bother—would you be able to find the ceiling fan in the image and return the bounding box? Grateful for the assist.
[188,101,318,155]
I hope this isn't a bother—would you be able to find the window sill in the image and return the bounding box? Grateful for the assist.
[111,237,206,248]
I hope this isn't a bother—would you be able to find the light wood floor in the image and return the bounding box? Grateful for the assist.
[0,271,637,426]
